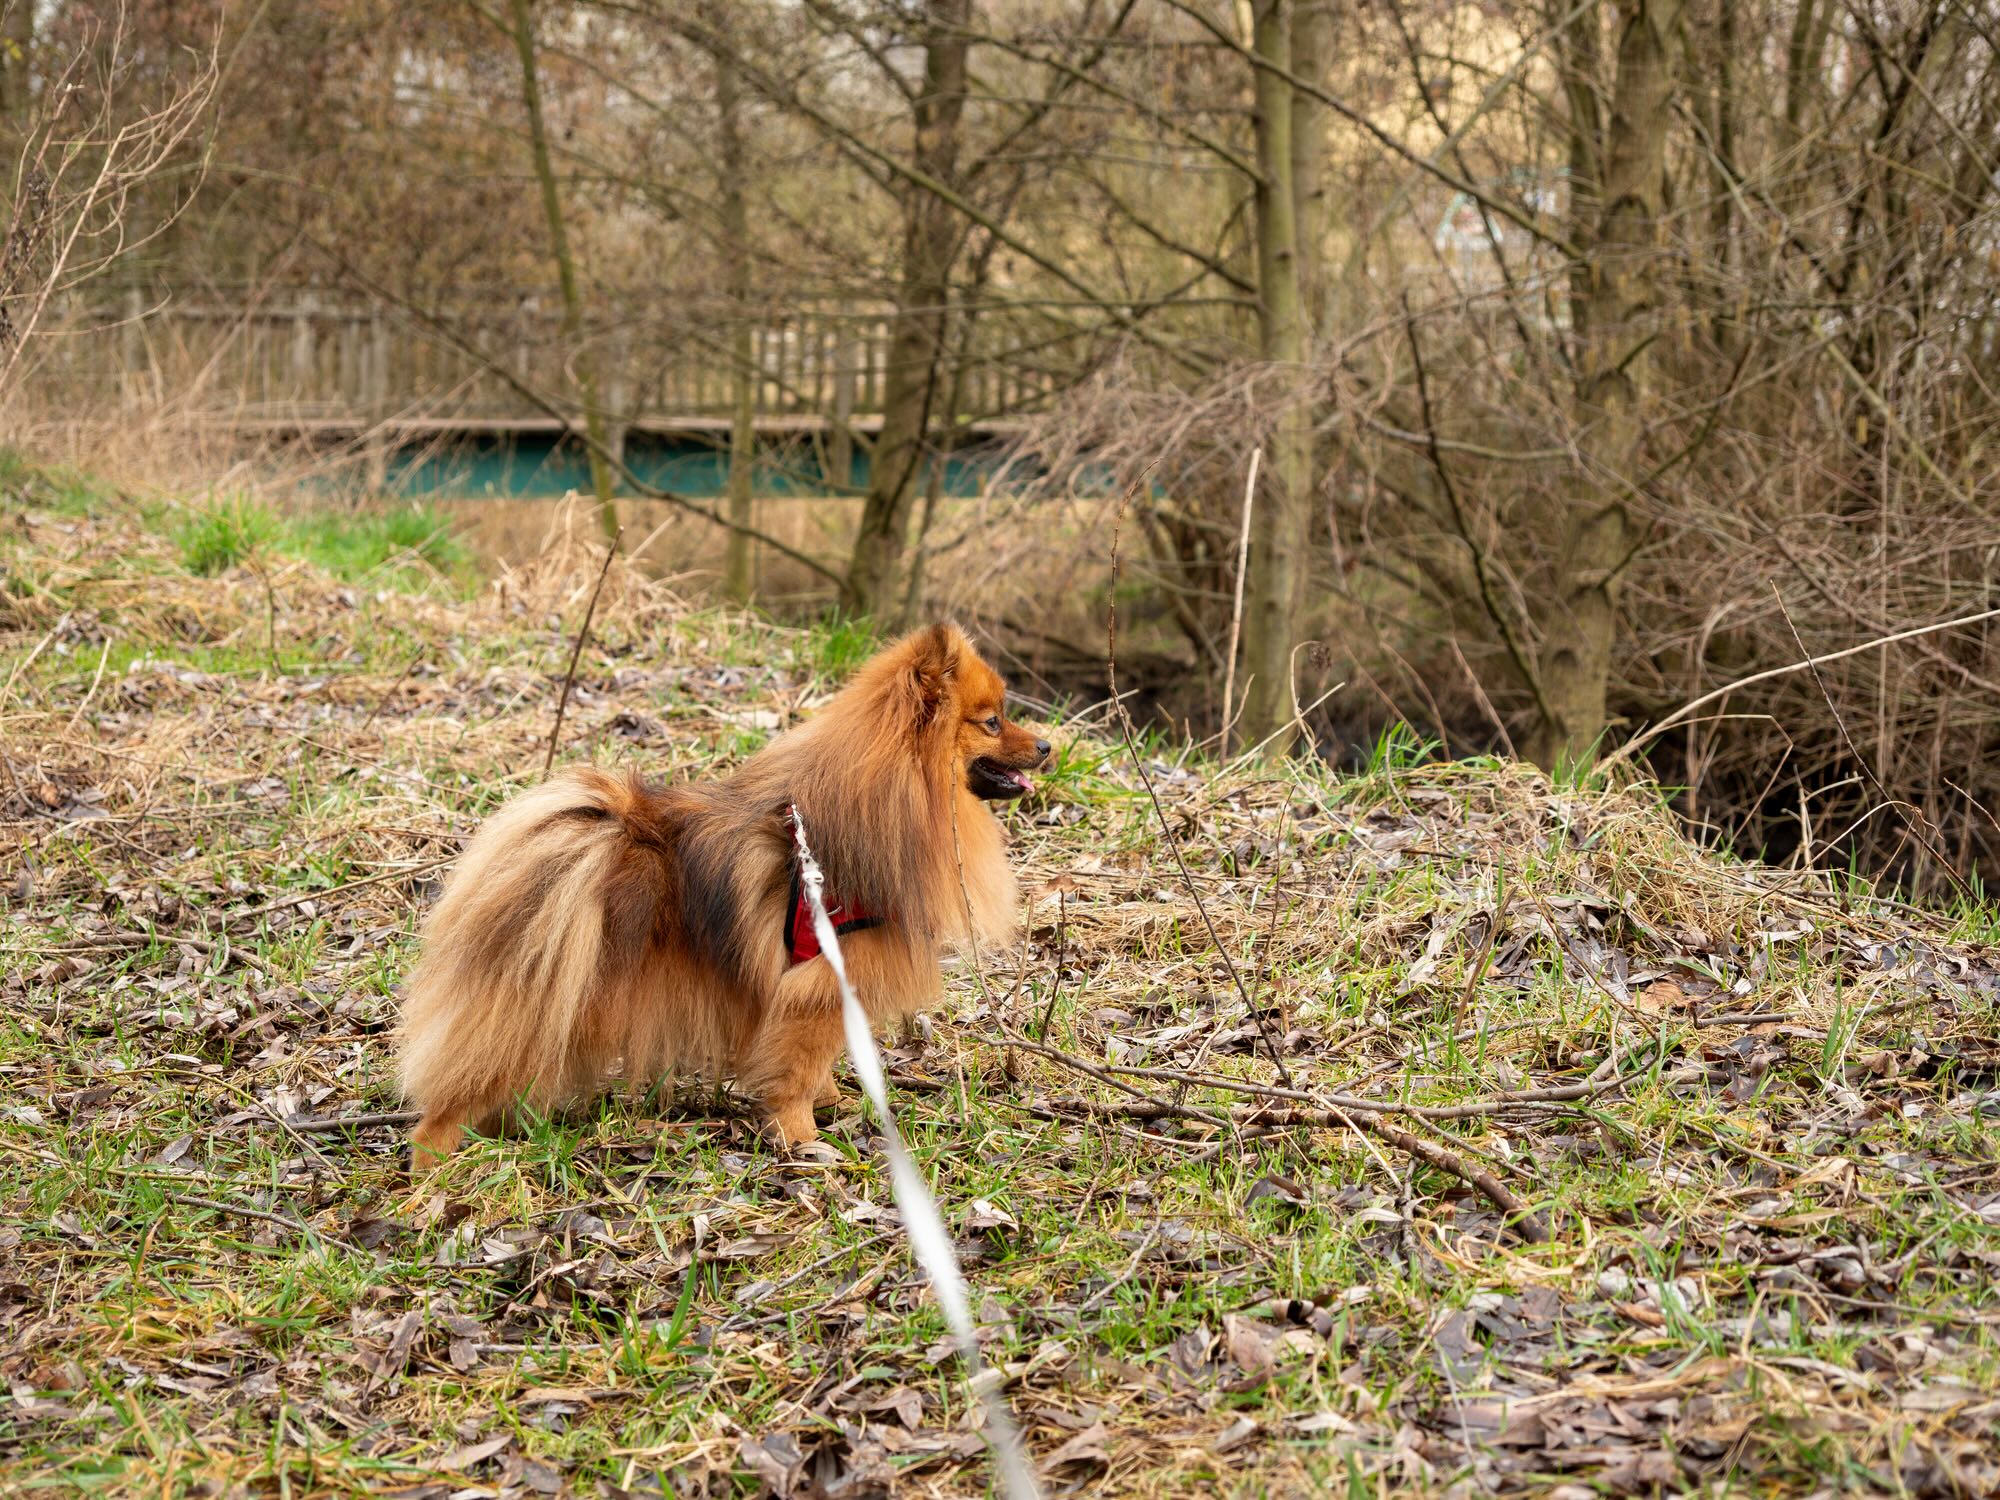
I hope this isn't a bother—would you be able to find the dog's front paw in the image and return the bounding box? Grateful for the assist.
[762,1100,819,1149]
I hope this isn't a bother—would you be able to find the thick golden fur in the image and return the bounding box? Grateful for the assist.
[399,623,1048,1160]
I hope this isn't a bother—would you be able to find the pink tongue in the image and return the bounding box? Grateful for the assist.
[1009,770,1032,791]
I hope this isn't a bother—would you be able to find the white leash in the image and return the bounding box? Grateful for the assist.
[789,810,1041,1500]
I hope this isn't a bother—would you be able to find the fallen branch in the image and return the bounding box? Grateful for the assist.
[63,927,279,979]
[1049,1093,1550,1243]
[1006,1030,1699,1120]
[166,1192,364,1254]
[290,1109,422,1134]
[227,856,456,924]
[1011,1033,1554,1238]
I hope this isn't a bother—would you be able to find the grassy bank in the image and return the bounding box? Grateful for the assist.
[3,474,1998,1497]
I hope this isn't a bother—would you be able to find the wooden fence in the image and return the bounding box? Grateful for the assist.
[26,287,1067,433]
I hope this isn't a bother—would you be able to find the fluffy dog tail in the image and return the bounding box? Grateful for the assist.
[400,767,668,1159]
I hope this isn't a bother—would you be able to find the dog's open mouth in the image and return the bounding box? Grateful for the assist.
[968,756,1034,800]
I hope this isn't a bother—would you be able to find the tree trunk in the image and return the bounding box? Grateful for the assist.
[1779,0,1831,172]
[1289,2,1333,330]
[1708,0,1737,351]
[1238,0,1313,754]
[1558,0,1603,346]
[1528,0,1685,767]
[841,0,970,619]
[507,0,617,540]
[711,22,756,601]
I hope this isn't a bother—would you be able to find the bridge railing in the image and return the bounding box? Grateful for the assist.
[22,286,1073,432]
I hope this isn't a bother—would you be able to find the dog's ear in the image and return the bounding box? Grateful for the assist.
[898,622,961,720]
[911,622,961,699]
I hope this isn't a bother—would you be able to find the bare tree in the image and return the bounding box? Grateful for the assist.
[0,6,219,401]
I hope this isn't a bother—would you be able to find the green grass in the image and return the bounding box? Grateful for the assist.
[171,492,468,586]
[0,447,112,518]
[285,501,467,582]
[173,494,284,576]
[0,446,466,590]
[803,611,882,678]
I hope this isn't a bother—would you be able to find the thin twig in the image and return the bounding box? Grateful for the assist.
[1403,297,1557,740]
[166,1192,363,1254]
[544,527,621,777]
[1009,1030,1691,1120]
[1455,878,1512,1033]
[62,635,114,736]
[1075,1224,1158,1314]
[77,926,279,979]
[1255,802,1290,1023]
[722,1231,898,1330]
[1034,886,1068,1041]
[226,855,455,924]
[358,645,427,736]
[1046,1093,1548,1242]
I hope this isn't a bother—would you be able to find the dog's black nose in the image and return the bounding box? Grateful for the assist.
[1035,739,1051,758]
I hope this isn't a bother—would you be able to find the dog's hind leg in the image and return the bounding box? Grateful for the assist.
[410,1106,469,1168]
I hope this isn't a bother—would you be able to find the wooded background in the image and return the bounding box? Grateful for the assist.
[4,0,1998,893]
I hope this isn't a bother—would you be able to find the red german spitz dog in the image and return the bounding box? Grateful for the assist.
[399,623,1049,1160]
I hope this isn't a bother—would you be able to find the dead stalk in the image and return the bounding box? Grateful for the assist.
[1219,446,1260,758]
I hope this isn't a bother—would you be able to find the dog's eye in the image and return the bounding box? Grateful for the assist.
[983,715,1001,734]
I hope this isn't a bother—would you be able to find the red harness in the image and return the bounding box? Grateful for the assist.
[784,866,886,966]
